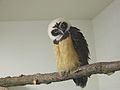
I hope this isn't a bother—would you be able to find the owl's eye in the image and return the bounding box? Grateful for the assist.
[51,29,59,36]
[60,22,68,31]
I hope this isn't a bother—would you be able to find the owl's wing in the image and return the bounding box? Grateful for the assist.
[69,26,90,65]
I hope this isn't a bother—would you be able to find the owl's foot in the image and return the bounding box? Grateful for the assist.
[72,67,82,73]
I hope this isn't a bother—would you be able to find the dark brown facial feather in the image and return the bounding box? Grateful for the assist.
[52,22,61,29]
[59,22,68,32]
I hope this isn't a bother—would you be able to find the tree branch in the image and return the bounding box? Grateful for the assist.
[0,61,120,87]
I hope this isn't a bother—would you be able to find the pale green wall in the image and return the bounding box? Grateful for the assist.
[93,0,120,90]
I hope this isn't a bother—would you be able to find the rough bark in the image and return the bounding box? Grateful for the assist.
[0,61,120,87]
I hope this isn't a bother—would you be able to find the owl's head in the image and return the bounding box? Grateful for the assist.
[48,17,71,44]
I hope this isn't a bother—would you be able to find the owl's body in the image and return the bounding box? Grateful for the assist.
[48,18,89,88]
[53,35,80,72]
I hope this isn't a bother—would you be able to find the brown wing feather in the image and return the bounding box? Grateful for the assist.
[69,26,90,65]
[69,26,90,88]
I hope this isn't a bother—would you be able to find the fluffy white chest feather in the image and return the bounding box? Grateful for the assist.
[53,36,80,72]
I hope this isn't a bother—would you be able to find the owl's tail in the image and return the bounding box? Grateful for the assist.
[73,76,88,88]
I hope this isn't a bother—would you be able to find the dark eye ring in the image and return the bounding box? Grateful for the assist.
[59,22,68,31]
[51,29,59,36]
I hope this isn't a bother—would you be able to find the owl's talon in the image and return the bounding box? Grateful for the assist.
[72,68,82,73]
[59,71,69,78]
